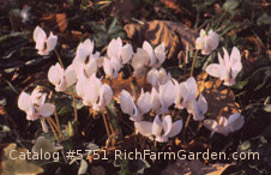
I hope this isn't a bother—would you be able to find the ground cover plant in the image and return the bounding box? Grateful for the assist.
[0,0,271,174]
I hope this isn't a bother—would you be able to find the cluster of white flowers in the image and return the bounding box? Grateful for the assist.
[17,26,245,141]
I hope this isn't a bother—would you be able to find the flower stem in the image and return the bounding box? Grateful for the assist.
[54,50,64,68]
[190,50,199,77]
[71,88,78,121]
[49,117,64,139]
[102,111,111,137]
[47,118,60,143]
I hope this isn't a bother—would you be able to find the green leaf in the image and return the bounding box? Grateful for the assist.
[2,144,44,175]
[257,13,271,26]
[223,0,240,12]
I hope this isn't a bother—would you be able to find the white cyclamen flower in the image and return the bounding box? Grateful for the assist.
[206,47,242,86]
[107,37,134,64]
[135,115,183,143]
[187,94,208,121]
[103,57,122,79]
[149,80,176,114]
[48,63,77,92]
[72,39,102,77]
[103,38,133,79]
[18,87,55,121]
[174,77,197,109]
[196,29,219,55]
[131,48,150,77]
[33,26,58,55]
[143,41,166,68]
[147,67,172,88]
[120,89,151,122]
[76,73,113,111]
[203,113,244,136]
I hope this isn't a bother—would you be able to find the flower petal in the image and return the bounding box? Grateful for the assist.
[154,43,166,67]
[167,120,183,138]
[134,121,153,137]
[162,115,173,137]
[64,65,77,87]
[37,103,55,117]
[206,64,221,78]
[120,43,133,64]
[46,32,58,52]
[137,89,151,114]
[18,92,32,112]
[152,115,163,137]
[120,90,136,116]
[33,26,46,52]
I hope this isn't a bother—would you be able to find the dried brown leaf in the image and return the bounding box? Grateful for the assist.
[197,72,241,120]
[124,20,198,58]
[56,13,68,33]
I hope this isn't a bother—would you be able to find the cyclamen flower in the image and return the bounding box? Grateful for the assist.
[147,68,172,88]
[196,29,219,55]
[107,37,134,64]
[150,80,176,114]
[103,57,122,79]
[174,77,208,121]
[143,41,166,68]
[33,26,58,55]
[206,47,242,86]
[131,48,150,77]
[203,113,244,136]
[120,89,151,122]
[135,115,183,143]
[187,94,208,121]
[72,39,102,78]
[48,63,77,92]
[76,73,113,111]
[103,38,134,79]
[18,87,55,121]
[174,77,197,109]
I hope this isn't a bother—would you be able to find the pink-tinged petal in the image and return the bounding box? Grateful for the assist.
[162,115,173,137]
[37,103,55,117]
[152,115,163,137]
[186,77,197,98]
[209,31,219,50]
[33,26,46,52]
[159,81,176,113]
[132,48,150,70]
[167,120,183,138]
[75,73,87,97]
[206,64,221,78]
[120,43,133,64]
[150,87,162,112]
[46,32,58,52]
[134,121,153,137]
[120,90,136,116]
[147,68,159,87]
[64,65,77,87]
[137,89,151,114]
[107,38,122,59]
[98,84,113,110]
[222,48,230,69]
[226,113,244,132]
[85,58,98,77]
[18,92,32,112]
[48,63,63,86]
[154,43,166,66]
[198,94,208,114]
